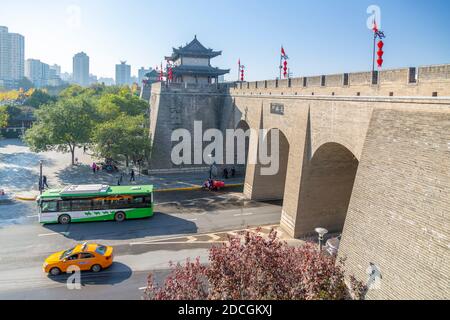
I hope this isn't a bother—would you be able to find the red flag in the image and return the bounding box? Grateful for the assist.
[281,46,286,57]
[372,19,378,33]
[238,59,241,66]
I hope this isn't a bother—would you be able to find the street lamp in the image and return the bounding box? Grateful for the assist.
[315,227,328,252]
[208,154,213,180]
[39,160,43,195]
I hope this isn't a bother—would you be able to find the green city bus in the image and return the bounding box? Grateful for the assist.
[37,184,154,224]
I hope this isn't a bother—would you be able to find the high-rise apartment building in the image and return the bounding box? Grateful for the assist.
[73,52,89,87]
[0,26,25,88]
[25,59,50,88]
[115,61,131,86]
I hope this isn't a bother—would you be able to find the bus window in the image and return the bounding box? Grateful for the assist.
[92,199,104,210]
[42,201,58,213]
[131,197,144,204]
[144,196,152,204]
[71,199,92,211]
[58,200,71,212]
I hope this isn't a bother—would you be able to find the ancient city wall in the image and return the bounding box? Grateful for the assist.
[147,64,450,299]
[230,64,450,97]
[148,82,228,170]
[338,108,450,299]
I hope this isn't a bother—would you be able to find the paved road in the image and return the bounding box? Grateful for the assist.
[0,138,244,227]
[0,190,282,299]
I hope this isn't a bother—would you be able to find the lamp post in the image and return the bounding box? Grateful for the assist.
[39,160,43,195]
[208,154,213,180]
[315,227,328,252]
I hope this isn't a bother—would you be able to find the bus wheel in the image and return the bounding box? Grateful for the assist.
[58,214,71,225]
[114,211,126,222]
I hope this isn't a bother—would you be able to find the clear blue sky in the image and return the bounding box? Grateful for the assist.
[1,0,449,81]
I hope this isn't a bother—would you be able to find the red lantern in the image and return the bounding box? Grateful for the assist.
[377,40,384,68]
[168,67,173,81]
[241,68,244,81]
[283,60,288,78]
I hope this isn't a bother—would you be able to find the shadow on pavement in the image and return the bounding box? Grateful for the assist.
[47,262,132,286]
[42,213,198,241]
[56,164,119,186]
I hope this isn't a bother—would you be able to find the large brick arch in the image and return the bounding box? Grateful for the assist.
[243,128,291,201]
[293,142,359,235]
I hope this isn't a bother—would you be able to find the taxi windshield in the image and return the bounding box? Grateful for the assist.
[60,248,75,260]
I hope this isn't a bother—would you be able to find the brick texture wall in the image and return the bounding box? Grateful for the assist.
[338,109,450,299]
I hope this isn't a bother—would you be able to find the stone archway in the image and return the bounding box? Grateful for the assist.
[295,142,359,235]
[232,120,250,175]
[246,128,290,201]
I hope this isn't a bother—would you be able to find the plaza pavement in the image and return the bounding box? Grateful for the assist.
[0,138,244,226]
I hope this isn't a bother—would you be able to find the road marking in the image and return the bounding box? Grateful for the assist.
[38,232,60,237]
[186,236,197,243]
[132,240,224,245]
[38,232,69,237]
[233,212,254,217]
[208,234,221,242]
[26,215,39,218]
[129,225,280,246]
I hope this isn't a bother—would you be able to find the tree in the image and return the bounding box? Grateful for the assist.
[96,92,148,121]
[25,89,56,108]
[92,114,151,167]
[24,98,96,165]
[144,230,367,300]
[0,106,8,128]
[17,77,34,91]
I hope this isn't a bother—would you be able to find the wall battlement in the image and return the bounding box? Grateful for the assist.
[230,64,450,97]
[151,81,233,95]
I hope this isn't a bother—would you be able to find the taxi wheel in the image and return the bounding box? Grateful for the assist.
[114,211,126,222]
[58,214,71,225]
[91,264,102,273]
[49,267,61,276]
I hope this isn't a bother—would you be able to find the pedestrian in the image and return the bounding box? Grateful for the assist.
[223,168,229,179]
[42,175,49,188]
[83,146,87,154]
[74,157,78,165]
[117,178,121,186]
[231,167,236,177]
[92,162,97,174]
[130,169,135,182]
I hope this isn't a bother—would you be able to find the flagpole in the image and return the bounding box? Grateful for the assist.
[238,60,240,82]
[279,46,282,80]
[372,32,376,73]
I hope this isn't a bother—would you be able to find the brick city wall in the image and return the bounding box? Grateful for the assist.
[230,64,450,98]
[146,64,450,299]
[338,108,450,299]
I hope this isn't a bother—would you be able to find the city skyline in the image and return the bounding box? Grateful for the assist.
[0,0,449,81]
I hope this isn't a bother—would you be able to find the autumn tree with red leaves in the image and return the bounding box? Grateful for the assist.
[144,230,366,300]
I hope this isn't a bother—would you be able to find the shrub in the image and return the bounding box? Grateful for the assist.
[144,230,365,300]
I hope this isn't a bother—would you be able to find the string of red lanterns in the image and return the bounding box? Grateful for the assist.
[372,19,386,70]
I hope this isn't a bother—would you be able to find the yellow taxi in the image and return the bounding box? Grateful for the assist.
[43,242,114,276]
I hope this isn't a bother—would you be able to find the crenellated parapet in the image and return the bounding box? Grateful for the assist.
[230,64,450,97]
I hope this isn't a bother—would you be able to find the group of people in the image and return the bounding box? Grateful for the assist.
[117,169,136,186]
[91,162,101,173]
[222,167,236,179]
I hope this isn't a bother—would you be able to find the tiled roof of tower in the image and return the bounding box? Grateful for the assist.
[166,36,222,60]
[172,65,230,77]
